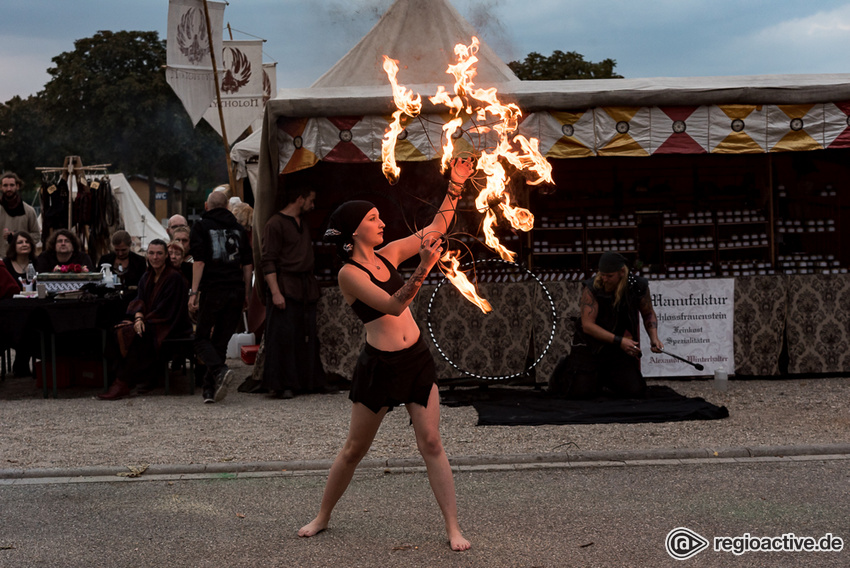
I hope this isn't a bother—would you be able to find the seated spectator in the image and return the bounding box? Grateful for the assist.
[3,231,38,288]
[171,225,193,262]
[97,230,146,289]
[98,239,192,400]
[35,229,94,273]
[0,259,19,299]
[2,232,38,376]
[168,240,193,284]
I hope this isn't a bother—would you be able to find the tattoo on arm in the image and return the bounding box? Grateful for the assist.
[640,291,658,329]
[392,265,427,305]
[580,287,598,319]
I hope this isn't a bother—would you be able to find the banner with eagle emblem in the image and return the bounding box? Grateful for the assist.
[166,0,226,125]
[202,40,265,139]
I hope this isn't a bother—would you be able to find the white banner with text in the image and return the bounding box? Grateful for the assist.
[640,278,735,377]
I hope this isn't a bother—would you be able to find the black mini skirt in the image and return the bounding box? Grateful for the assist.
[349,334,436,413]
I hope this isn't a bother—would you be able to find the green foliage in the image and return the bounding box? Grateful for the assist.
[508,50,623,81]
[0,95,60,198]
[0,30,226,198]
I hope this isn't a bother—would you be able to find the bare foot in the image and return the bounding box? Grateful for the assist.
[298,518,328,538]
[450,533,471,552]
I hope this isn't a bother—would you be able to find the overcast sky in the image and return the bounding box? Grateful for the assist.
[1,0,849,103]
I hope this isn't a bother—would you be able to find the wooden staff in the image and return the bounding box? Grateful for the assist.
[202,0,239,199]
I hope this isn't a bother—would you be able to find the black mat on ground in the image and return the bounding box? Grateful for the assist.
[440,385,729,426]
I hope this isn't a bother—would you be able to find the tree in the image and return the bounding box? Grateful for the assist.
[9,30,225,213]
[508,50,623,81]
[0,95,62,200]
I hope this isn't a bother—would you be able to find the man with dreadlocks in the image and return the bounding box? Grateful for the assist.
[559,251,663,399]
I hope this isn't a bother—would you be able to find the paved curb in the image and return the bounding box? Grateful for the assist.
[2,443,849,481]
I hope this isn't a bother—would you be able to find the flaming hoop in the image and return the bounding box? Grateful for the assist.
[426,259,558,380]
[382,37,554,313]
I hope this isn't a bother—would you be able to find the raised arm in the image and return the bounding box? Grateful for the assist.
[379,156,475,266]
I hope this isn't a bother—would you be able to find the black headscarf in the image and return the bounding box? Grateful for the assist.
[598,251,627,272]
[324,200,375,261]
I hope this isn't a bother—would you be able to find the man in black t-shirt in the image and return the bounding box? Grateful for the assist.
[189,191,253,403]
[555,252,664,399]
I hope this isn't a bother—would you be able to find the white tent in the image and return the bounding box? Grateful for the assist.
[311,0,517,88]
[231,127,262,188]
[108,173,169,249]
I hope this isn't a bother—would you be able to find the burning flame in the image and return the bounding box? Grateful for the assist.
[441,251,492,314]
[381,56,422,183]
[381,37,553,312]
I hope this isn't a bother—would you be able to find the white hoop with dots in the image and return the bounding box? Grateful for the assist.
[425,259,558,380]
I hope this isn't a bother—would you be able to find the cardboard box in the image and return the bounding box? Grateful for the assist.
[240,345,259,365]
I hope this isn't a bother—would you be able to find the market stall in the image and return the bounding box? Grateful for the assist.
[244,0,850,378]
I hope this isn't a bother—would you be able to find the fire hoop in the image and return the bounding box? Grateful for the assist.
[425,259,558,380]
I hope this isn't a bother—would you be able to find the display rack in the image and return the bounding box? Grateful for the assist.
[529,213,638,276]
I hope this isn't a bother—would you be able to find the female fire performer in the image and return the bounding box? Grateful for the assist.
[298,156,475,551]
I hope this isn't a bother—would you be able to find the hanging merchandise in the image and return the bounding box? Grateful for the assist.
[87,176,121,260]
[73,178,92,227]
[39,176,70,244]
[36,156,115,261]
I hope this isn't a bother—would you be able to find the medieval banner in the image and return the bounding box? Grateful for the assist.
[263,62,277,104]
[639,278,735,377]
[202,40,265,139]
[166,0,226,125]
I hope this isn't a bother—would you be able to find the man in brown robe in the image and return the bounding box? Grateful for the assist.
[260,186,327,398]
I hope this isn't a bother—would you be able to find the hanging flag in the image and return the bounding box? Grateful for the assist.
[166,0,226,125]
[249,61,277,133]
[263,62,277,104]
[202,40,265,139]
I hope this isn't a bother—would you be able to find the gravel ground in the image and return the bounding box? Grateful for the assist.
[1,359,849,471]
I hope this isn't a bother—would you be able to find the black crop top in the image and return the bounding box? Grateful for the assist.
[346,253,405,323]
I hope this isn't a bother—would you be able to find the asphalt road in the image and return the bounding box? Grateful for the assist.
[1,458,847,567]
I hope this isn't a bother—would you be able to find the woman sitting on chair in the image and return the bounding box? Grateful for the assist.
[99,239,192,400]
[3,231,38,287]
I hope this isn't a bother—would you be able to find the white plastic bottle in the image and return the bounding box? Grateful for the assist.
[25,262,36,291]
[714,366,728,392]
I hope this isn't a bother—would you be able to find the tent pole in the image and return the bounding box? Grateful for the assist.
[767,153,775,265]
[202,0,239,200]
